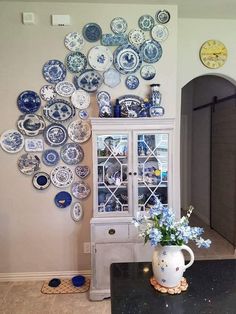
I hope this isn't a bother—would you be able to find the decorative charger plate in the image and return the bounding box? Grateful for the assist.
[54,191,72,208]
[71,202,83,222]
[110,17,128,34]
[55,81,76,97]
[71,90,90,109]
[151,25,169,42]
[118,95,143,117]
[140,40,162,63]
[60,143,84,165]
[88,46,113,72]
[42,60,67,84]
[43,123,68,147]
[51,166,74,188]
[17,153,40,175]
[32,172,51,190]
[68,120,91,143]
[113,44,142,75]
[66,52,87,74]
[125,75,139,90]
[40,85,56,101]
[83,23,102,42]
[0,129,24,153]
[17,114,45,136]
[155,9,170,24]
[74,70,103,92]
[138,15,155,31]
[43,99,76,123]
[17,90,41,114]
[103,68,121,88]
[42,149,60,166]
[75,165,90,179]
[128,29,145,46]
[140,65,156,80]
[71,181,91,200]
[64,32,85,51]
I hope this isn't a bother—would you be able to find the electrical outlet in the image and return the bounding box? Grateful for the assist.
[83,242,91,254]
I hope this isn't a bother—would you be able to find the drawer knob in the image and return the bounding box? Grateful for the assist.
[108,228,116,235]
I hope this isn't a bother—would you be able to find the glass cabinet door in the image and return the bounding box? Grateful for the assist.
[136,133,169,211]
[96,134,129,214]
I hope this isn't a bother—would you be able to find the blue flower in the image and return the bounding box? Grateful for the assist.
[149,228,163,246]
[196,238,212,248]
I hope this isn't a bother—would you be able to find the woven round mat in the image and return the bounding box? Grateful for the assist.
[41,278,90,294]
[150,276,188,294]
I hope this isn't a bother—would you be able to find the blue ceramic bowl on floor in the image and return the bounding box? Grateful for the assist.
[72,275,85,287]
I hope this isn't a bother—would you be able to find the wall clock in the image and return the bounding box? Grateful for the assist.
[199,39,227,69]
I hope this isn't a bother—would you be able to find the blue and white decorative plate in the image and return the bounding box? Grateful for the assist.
[43,123,68,147]
[51,166,74,188]
[140,40,162,63]
[68,120,91,143]
[66,52,87,74]
[64,32,85,52]
[71,202,83,222]
[0,129,24,153]
[151,24,169,42]
[155,9,171,24]
[128,29,145,46]
[55,81,76,97]
[118,95,143,118]
[75,165,90,179]
[101,34,128,46]
[42,149,60,166]
[96,90,111,103]
[140,65,156,80]
[150,105,165,117]
[103,68,121,88]
[110,17,128,34]
[43,99,76,123]
[71,181,91,200]
[74,69,103,92]
[138,15,155,31]
[32,172,51,190]
[40,85,56,101]
[17,114,45,137]
[113,44,142,75]
[17,153,40,175]
[42,60,67,84]
[71,90,90,109]
[25,138,44,152]
[54,191,72,208]
[83,23,102,42]
[125,75,139,90]
[60,143,84,165]
[88,46,113,72]
[79,110,89,120]
[17,90,41,114]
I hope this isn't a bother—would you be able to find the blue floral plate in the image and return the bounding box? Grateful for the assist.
[17,90,41,114]
[125,75,139,90]
[83,23,102,42]
[66,52,87,74]
[43,123,68,147]
[42,149,60,166]
[43,99,76,123]
[42,60,67,84]
[113,44,142,75]
[140,40,162,63]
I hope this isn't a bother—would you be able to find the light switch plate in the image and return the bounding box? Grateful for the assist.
[22,12,35,25]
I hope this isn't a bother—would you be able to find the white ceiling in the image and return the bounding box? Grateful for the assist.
[1,0,236,19]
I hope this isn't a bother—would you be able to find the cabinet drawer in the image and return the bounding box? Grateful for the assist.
[93,224,129,242]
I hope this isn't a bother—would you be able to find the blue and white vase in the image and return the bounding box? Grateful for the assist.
[150,83,161,106]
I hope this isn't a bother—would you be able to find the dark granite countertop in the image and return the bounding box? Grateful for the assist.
[110,259,236,314]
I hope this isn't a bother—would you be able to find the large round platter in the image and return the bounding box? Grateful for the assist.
[128,29,145,46]
[42,149,60,166]
[17,114,45,137]
[74,70,103,93]
[60,143,84,165]
[103,68,121,88]
[140,40,162,63]
[138,15,155,31]
[113,44,142,75]
[151,24,169,42]
[55,81,76,97]
[155,9,170,24]
[43,99,76,123]
[71,90,90,109]
[68,120,91,143]
[83,23,102,42]
[71,203,83,222]
[64,32,85,52]
[54,191,72,208]
[42,60,67,84]
[71,181,91,200]
[125,75,139,90]
[110,17,128,34]
[118,95,143,117]
[66,52,87,74]
[17,90,41,114]
[40,85,56,101]
[32,172,51,190]
[43,123,68,147]
[51,165,74,188]
[75,165,90,179]
[17,153,40,175]
[0,129,24,153]
[140,65,156,80]
[88,46,113,72]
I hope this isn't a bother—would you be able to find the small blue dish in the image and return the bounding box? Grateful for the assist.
[48,278,61,288]
[54,191,72,208]
[72,275,85,287]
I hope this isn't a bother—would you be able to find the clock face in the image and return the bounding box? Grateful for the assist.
[199,40,227,69]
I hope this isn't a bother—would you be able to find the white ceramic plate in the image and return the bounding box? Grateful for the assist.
[55,81,76,97]
[71,181,91,199]
[151,24,169,42]
[71,90,90,109]
[68,120,91,143]
[50,165,74,188]
[70,202,83,222]
[128,29,145,46]
[64,32,85,52]
[88,46,113,72]
[17,153,40,175]
[40,85,56,101]
[0,129,24,153]
[110,17,128,34]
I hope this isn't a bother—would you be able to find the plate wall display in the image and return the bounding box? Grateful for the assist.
[60,142,84,165]
[32,172,51,190]
[17,114,45,137]
[125,75,139,90]
[68,120,91,143]
[40,85,56,101]
[88,46,113,72]
[17,90,41,114]
[140,40,162,63]
[55,81,76,97]
[54,191,72,208]
[113,44,142,75]
[128,29,145,46]
[140,65,156,80]
[66,51,87,74]
[43,99,76,123]
[138,15,155,31]
[151,24,169,42]
[71,90,90,109]
[71,202,83,222]
[110,17,128,34]
[42,149,60,166]
[25,138,44,152]
[155,9,171,24]
[74,70,103,92]
[64,32,85,52]
[43,123,68,147]
[42,60,67,84]
[51,165,74,188]
[0,129,24,153]
[101,34,128,46]
[75,165,90,179]
[79,110,89,120]
[17,153,40,175]
[71,181,91,199]
[82,23,102,42]
[118,95,143,117]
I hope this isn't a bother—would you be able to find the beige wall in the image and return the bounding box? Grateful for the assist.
[0,2,177,275]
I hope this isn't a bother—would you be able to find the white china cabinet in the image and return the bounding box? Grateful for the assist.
[89,118,176,300]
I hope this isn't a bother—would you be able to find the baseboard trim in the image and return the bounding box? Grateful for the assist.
[0,270,91,282]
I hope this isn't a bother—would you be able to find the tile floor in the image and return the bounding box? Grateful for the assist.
[0,214,235,314]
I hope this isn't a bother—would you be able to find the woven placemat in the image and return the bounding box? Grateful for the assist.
[150,276,188,294]
[41,278,90,294]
